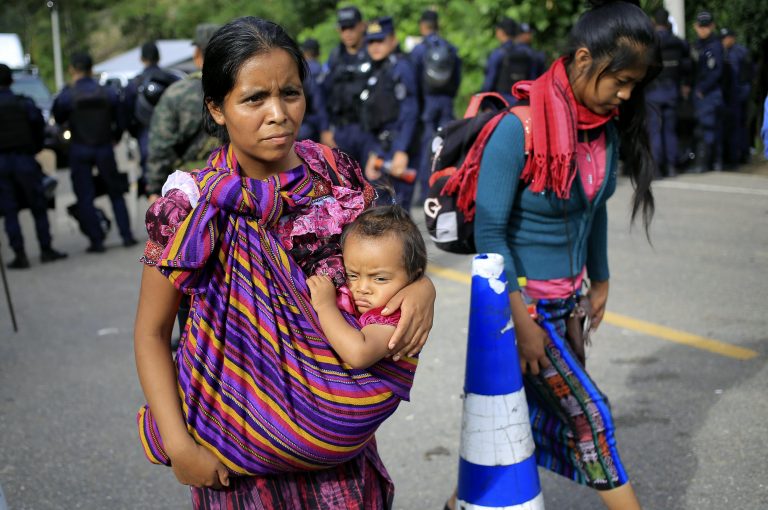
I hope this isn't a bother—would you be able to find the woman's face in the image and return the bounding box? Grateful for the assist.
[207,48,305,179]
[570,49,649,116]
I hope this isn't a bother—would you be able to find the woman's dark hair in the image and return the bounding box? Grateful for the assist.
[201,16,307,142]
[567,0,661,234]
[340,206,428,283]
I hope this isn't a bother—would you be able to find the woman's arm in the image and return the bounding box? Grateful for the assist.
[586,203,610,330]
[475,114,550,375]
[134,266,228,488]
[381,275,435,361]
[307,275,394,369]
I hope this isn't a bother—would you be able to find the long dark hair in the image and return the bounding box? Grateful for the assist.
[567,0,661,234]
[201,16,308,142]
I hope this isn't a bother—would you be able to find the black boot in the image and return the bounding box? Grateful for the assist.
[41,246,68,263]
[8,250,30,269]
[689,144,711,173]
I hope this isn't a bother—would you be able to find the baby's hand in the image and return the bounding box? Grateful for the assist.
[307,275,337,309]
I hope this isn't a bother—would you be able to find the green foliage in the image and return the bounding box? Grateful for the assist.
[3,0,768,99]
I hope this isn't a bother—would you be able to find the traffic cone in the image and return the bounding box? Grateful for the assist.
[456,253,544,510]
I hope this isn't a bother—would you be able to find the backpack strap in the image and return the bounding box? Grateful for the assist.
[508,105,532,157]
[463,92,509,118]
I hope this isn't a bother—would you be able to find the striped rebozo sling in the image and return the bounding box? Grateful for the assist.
[137,141,417,475]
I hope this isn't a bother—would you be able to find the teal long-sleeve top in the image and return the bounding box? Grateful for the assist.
[474,113,618,294]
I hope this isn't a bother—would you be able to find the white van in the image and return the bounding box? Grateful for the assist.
[0,33,26,69]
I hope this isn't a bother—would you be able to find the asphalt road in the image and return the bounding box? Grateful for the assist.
[0,162,766,510]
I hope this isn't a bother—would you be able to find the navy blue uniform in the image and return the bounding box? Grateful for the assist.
[645,28,690,175]
[692,34,725,170]
[298,59,330,143]
[360,54,420,210]
[722,43,752,165]
[410,32,462,202]
[0,88,53,253]
[53,77,135,248]
[482,41,541,103]
[324,45,371,164]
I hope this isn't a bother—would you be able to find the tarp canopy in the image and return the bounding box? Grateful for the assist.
[94,39,194,76]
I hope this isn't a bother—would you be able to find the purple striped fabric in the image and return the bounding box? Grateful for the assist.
[137,141,417,476]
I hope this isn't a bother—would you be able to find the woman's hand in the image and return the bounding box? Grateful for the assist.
[381,276,436,361]
[514,314,551,375]
[169,439,230,490]
[307,275,336,310]
[587,279,609,331]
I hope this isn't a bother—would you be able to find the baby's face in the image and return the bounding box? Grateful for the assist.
[343,234,410,314]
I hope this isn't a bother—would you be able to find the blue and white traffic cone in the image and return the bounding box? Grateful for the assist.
[456,253,544,510]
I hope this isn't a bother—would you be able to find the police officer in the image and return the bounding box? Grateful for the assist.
[690,11,725,173]
[324,6,371,163]
[124,41,179,195]
[53,52,137,252]
[720,28,753,167]
[0,64,66,268]
[146,23,221,202]
[515,22,546,79]
[298,38,331,144]
[481,18,538,104]
[409,9,462,204]
[360,16,420,211]
[646,8,691,178]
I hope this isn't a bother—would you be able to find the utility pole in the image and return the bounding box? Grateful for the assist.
[47,0,65,91]
[665,0,686,40]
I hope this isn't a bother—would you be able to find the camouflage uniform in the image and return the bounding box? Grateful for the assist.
[146,71,219,196]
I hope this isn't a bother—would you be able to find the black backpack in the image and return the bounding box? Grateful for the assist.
[495,44,534,95]
[134,68,179,127]
[422,37,457,95]
[424,92,531,254]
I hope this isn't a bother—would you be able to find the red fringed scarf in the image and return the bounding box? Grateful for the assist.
[444,57,616,221]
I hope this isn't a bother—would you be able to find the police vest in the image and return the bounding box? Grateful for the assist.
[326,47,371,124]
[360,57,402,133]
[657,32,686,85]
[70,86,113,145]
[495,44,533,95]
[0,94,35,153]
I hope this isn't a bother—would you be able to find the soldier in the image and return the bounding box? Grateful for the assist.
[360,16,420,211]
[646,8,691,177]
[409,9,462,204]
[0,64,67,268]
[124,41,179,195]
[146,23,221,202]
[720,28,753,166]
[298,38,331,144]
[324,5,371,163]
[52,52,137,252]
[481,18,538,103]
[690,11,725,173]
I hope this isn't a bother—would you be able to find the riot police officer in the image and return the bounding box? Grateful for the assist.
[690,11,725,173]
[720,28,753,166]
[298,38,331,144]
[481,18,538,104]
[53,52,137,252]
[360,16,420,211]
[646,8,691,177]
[409,9,462,203]
[514,22,546,79]
[323,6,371,163]
[123,41,179,195]
[0,64,67,268]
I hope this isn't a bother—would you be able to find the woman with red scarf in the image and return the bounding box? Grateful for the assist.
[446,1,660,509]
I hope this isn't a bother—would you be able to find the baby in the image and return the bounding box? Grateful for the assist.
[308,205,428,369]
